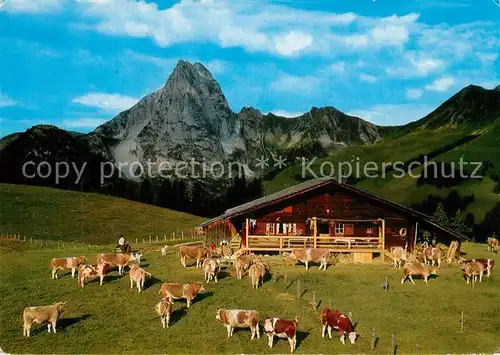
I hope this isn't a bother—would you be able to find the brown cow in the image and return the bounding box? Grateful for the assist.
[461,258,495,278]
[22,302,66,337]
[216,309,260,340]
[78,262,111,288]
[289,248,329,270]
[390,246,408,268]
[234,253,257,279]
[263,316,298,353]
[129,263,152,292]
[320,308,357,344]
[155,298,173,329]
[50,256,86,279]
[464,261,484,288]
[202,258,220,283]
[159,282,205,308]
[401,262,438,284]
[248,261,267,289]
[97,253,135,275]
[487,237,499,252]
[422,246,442,268]
[179,246,211,268]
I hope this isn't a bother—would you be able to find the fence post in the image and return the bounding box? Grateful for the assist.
[143,238,145,244]
[416,344,419,355]
[172,231,175,239]
[284,274,288,288]
[312,291,317,312]
[164,234,167,241]
[156,235,159,242]
[391,333,396,355]
[296,280,301,299]
[182,231,184,239]
[371,328,376,350]
[329,299,331,308]
[460,311,464,334]
[149,235,152,243]
[136,238,138,245]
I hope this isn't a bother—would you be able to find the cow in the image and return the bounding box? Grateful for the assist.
[78,262,111,288]
[401,261,438,284]
[320,308,357,345]
[248,261,267,289]
[22,302,66,337]
[134,252,143,265]
[464,261,484,288]
[461,258,495,278]
[487,237,499,252]
[215,309,260,340]
[159,282,205,308]
[390,246,408,268]
[129,263,152,292]
[422,246,442,268]
[161,245,169,257]
[155,298,173,329]
[97,253,136,275]
[202,258,220,283]
[289,248,329,270]
[178,245,211,268]
[234,253,257,279]
[50,256,86,279]
[263,316,298,353]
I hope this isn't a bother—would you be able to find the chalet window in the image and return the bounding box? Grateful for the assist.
[344,224,354,236]
[292,223,297,235]
[266,223,275,235]
[335,223,345,235]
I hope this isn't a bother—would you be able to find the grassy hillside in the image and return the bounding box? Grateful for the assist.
[0,184,205,244]
[0,240,498,353]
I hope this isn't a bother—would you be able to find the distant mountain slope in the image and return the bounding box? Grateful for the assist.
[265,85,500,223]
[0,183,204,244]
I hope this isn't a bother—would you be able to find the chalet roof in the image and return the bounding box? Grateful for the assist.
[200,178,469,241]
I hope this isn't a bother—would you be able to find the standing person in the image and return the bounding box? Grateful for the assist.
[116,234,125,251]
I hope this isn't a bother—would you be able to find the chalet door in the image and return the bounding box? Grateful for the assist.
[318,223,329,235]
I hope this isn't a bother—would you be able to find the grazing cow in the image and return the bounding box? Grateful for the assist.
[202,258,220,283]
[320,308,357,345]
[234,253,257,279]
[161,245,169,257]
[461,258,495,278]
[78,262,111,288]
[248,261,267,289]
[289,248,329,270]
[129,263,152,292]
[263,316,298,353]
[215,309,260,340]
[97,253,136,275]
[159,282,205,308]
[464,261,484,288]
[487,237,499,252]
[422,246,442,268]
[401,262,438,284]
[390,246,408,268]
[50,256,86,279]
[22,302,66,337]
[155,298,173,329]
[178,246,211,268]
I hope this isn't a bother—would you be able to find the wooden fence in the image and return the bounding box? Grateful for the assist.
[0,231,202,251]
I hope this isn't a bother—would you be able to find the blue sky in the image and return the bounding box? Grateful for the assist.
[1,0,499,137]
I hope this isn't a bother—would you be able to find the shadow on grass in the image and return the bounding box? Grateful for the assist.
[169,307,188,326]
[102,274,126,284]
[296,329,310,349]
[58,314,91,331]
[143,276,163,291]
[216,270,230,280]
[188,290,214,307]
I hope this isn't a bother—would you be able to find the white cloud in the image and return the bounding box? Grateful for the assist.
[476,52,498,66]
[73,93,140,111]
[204,59,230,74]
[61,118,108,129]
[425,76,455,92]
[274,31,313,56]
[1,0,63,13]
[386,53,446,78]
[270,73,321,93]
[348,104,434,126]
[328,61,346,74]
[266,110,304,118]
[0,93,19,107]
[406,88,424,99]
[359,73,377,83]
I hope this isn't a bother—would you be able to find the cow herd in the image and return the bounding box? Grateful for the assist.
[390,241,497,288]
[21,238,498,353]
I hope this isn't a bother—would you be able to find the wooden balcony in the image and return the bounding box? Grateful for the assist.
[245,234,383,253]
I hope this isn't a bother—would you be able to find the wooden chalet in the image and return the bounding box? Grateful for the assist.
[200,178,466,261]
